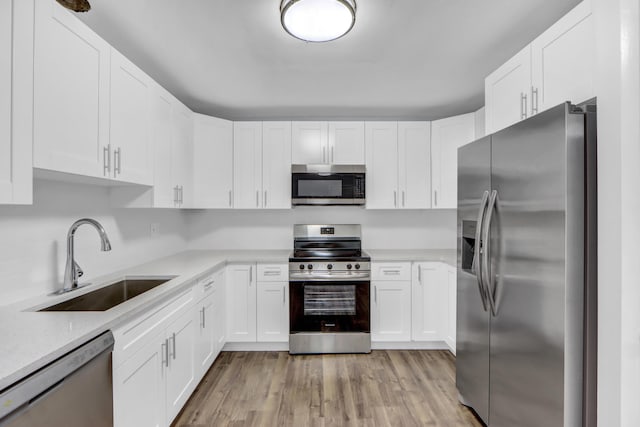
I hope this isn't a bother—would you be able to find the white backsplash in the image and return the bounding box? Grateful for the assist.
[0,180,188,305]
[186,207,456,251]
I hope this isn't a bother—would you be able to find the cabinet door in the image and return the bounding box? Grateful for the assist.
[398,122,431,209]
[531,1,594,113]
[151,87,175,208]
[33,0,110,177]
[165,308,196,424]
[257,282,289,342]
[193,114,233,208]
[226,264,257,342]
[412,263,445,341]
[328,121,365,164]
[212,276,226,356]
[446,266,457,354]
[431,114,476,209]
[371,281,412,342]
[113,333,165,427]
[365,122,398,209]
[195,293,215,377]
[485,45,532,134]
[262,122,292,209]
[291,121,328,164]
[171,102,193,208]
[109,49,153,185]
[0,0,32,205]
[233,122,263,209]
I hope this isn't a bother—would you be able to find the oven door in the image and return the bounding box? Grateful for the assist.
[289,280,370,333]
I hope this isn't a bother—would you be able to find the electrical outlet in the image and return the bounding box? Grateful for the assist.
[150,223,160,237]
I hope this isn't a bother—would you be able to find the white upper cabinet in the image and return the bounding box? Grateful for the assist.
[292,121,364,165]
[398,122,431,209]
[0,0,33,205]
[109,49,153,186]
[366,122,431,210]
[328,121,365,164]
[171,102,194,208]
[485,45,532,135]
[233,122,263,209]
[33,0,110,178]
[262,122,292,209]
[531,0,594,113]
[193,114,233,209]
[485,0,594,134]
[292,121,327,164]
[365,122,399,209]
[431,113,476,209]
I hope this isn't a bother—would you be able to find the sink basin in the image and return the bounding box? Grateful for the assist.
[40,276,176,312]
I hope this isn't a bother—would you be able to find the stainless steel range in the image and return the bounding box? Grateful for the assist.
[289,224,371,354]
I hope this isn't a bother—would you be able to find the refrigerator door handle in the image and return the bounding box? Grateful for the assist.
[473,190,490,311]
[481,190,499,316]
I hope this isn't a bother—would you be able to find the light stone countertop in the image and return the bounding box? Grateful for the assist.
[366,249,457,267]
[0,247,454,391]
[0,250,289,391]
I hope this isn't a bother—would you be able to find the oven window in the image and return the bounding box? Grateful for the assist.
[304,284,356,316]
[298,180,343,197]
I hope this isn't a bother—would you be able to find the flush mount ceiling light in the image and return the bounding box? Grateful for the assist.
[280,0,357,43]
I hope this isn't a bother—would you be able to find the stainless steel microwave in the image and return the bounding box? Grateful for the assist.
[291,165,366,206]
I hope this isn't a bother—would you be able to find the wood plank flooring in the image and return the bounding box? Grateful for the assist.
[172,350,483,427]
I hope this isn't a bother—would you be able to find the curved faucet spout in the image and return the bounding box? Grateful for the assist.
[61,218,112,293]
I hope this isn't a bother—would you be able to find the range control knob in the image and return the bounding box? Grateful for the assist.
[347,264,353,270]
[355,264,361,270]
[307,264,313,270]
[299,264,305,270]
[327,264,333,270]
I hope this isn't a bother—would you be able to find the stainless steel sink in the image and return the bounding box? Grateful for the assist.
[40,276,176,312]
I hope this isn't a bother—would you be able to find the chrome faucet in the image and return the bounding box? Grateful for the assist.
[60,218,112,293]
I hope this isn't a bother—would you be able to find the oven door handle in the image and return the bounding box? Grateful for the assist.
[289,272,371,281]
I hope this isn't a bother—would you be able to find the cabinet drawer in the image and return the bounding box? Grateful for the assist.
[371,263,412,281]
[257,264,288,282]
[193,268,223,300]
[112,287,194,368]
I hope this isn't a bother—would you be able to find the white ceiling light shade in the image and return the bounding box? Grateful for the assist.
[280,0,357,43]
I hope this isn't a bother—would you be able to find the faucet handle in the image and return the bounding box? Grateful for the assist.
[74,261,84,278]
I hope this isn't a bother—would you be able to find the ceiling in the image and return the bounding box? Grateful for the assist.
[78,0,582,121]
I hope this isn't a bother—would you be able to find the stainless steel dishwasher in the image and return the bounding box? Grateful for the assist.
[0,331,114,427]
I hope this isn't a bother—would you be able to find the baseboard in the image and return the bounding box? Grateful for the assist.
[222,340,453,352]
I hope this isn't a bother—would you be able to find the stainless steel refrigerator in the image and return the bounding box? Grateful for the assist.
[456,102,597,427]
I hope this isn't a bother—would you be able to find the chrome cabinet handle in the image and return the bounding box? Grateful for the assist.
[402,191,405,207]
[374,286,377,303]
[229,190,232,207]
[418,266,422,284]
[394,191,397,208]
[202,307,206,329]
[171,332,176,360]
[331,146,334,163]
[204,279,215,290]
[531,86,539,114]
[263,271,281,276]
[103,146,111,176]
[520,93,528,120]
[322,146,326,163]
[264,190,267,208]
[256,190,259,207]
[162,339,169,367]
[200,307,205,328]
[481,190,499,316]
[383,270,401,275]
[114,147,121,176]
[434,190,438,207]
[474,191,490,312]
[249,266,252,284]
[283,285,286,305]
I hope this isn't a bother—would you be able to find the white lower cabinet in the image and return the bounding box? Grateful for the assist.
[194,270,226,377]
[113,288,196,427]
[226,264,257,342]
[412,262,446,342]
[371,280,412,342]
[257,282,289,342]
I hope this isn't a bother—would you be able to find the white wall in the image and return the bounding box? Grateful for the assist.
[593,0,640,425]
[186,208,457,250]
[0,180,188,305]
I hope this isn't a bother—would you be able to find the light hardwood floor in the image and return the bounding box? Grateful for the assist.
[173,350,483,427]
